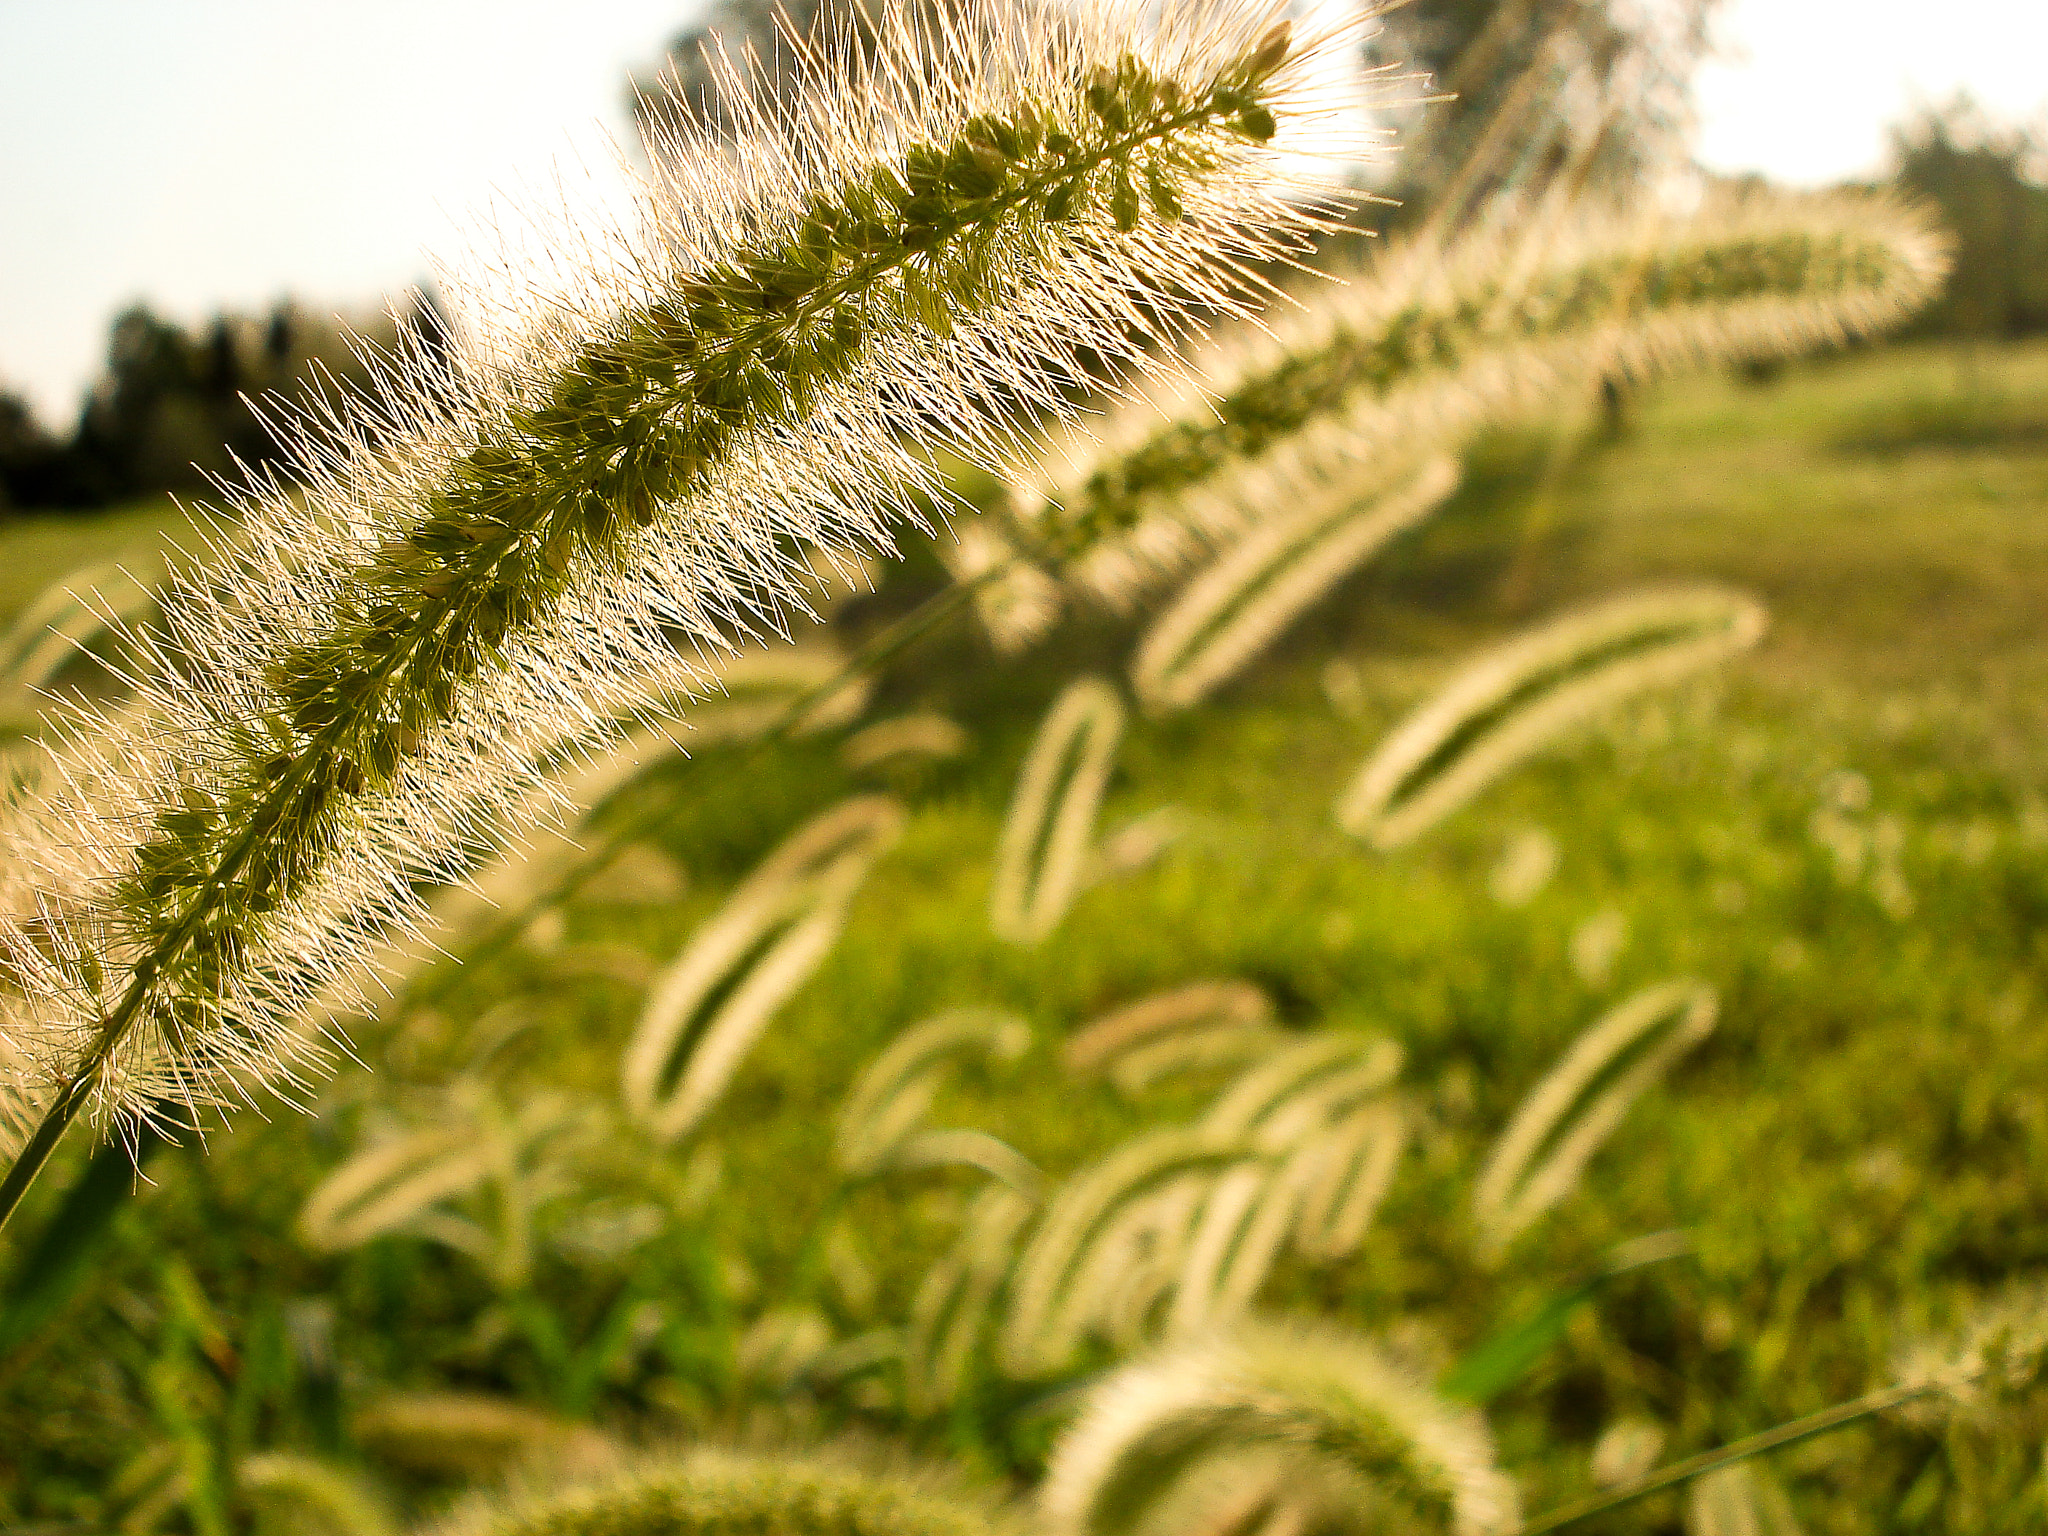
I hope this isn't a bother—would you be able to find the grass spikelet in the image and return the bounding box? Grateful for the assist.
[979,190,1943,648]
[875,1127,1044,1192]
[422,1446,1003,1536]
[736,1305,837,1390]
[1166,1163,1292,1335]
[1000,1126,1252,1376]
[1289,1100,1408,1260]
[238,1450,398,1536]
[299,1082,591,1287]
[990,676,1125,943]
[1201,1031,1404,1145]
[0,0,1359,1213]
[1471,978,1717,1261]
[1890,1277,2048,1422]
[842,713,971,774]
[352,1391,617,1483]
[623,796,904,1143]
[0,559,159,734]
[1336,586,1768,849]
[905,1182,1038,1414]
[1039,1318,1521,1536]
[1130,456,1458,714]
[1062,979,1279,1095]
[837,1006,1031,1176]
[1684,1463,1804,1536]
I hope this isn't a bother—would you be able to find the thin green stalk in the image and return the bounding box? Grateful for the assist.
[1511,1381,1935,1534]
[0,1075,94,1241]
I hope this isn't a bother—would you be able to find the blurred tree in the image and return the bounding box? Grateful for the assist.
[1369,0,1716,231]
[71,305,218,498]
[5,291,454,514]
[0,390,83,514]
[1890,97,2048,341]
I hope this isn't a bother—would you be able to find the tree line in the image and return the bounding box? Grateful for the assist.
[0,294,450,516]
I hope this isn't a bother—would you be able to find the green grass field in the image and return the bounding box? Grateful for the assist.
[3,338,2046,1530]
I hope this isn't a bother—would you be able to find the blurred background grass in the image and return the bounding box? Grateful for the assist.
[3,335,2043,1525]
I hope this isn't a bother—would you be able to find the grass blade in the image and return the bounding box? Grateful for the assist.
[1063,981,1280,1096]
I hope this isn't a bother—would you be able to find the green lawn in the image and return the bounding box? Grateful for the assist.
[3,339,2047,1530]
[0,495,201,629]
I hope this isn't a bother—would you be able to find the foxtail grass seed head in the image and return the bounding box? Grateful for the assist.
[420,1447,1001,1536]
[301,1081,595,1291]
[352,1391,620,1484]
[1289,1100,1407,1260]
[1040,1318,1521,1536]
[1471,978,1717,1262]
[1487,825,1560,907]
[905,1181,1039,1414]
[1167,1162,1300,1335]
[1588,1415,1667,1489]
[1684,1462,1803,1536]
[1063,979,1277,1094]
[841,712,971,773]
[1130,455,1458,714]
[836,1005,1031,1176]
[1201,1032,1403,1146]
[876,1127,1046,1192]
[1003,1125,1254,1376]
[1076,1174,1215,1351]
[0,559,161,736]
[1337,586,1769,849]
[237,1451,399,1536]
[0,0,1363,1175]
[736,1305,839,1391]
[989,675,1126,943]
[623,796,904,1143]
[970,190,1946,650]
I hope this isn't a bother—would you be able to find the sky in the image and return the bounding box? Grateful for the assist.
[2,0,2045,427]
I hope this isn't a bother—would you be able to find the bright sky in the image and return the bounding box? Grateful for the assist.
[1692,0,2048,188]
[2,0,2044,427]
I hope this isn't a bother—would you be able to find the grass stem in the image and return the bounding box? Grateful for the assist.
[1511,1381,1934,1534]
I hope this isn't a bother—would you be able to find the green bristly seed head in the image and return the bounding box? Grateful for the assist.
[0,0,1345,1181]
[1051,227,1919,553]
[123,50,1286,925]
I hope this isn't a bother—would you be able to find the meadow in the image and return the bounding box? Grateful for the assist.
[2,333,2044,1532]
